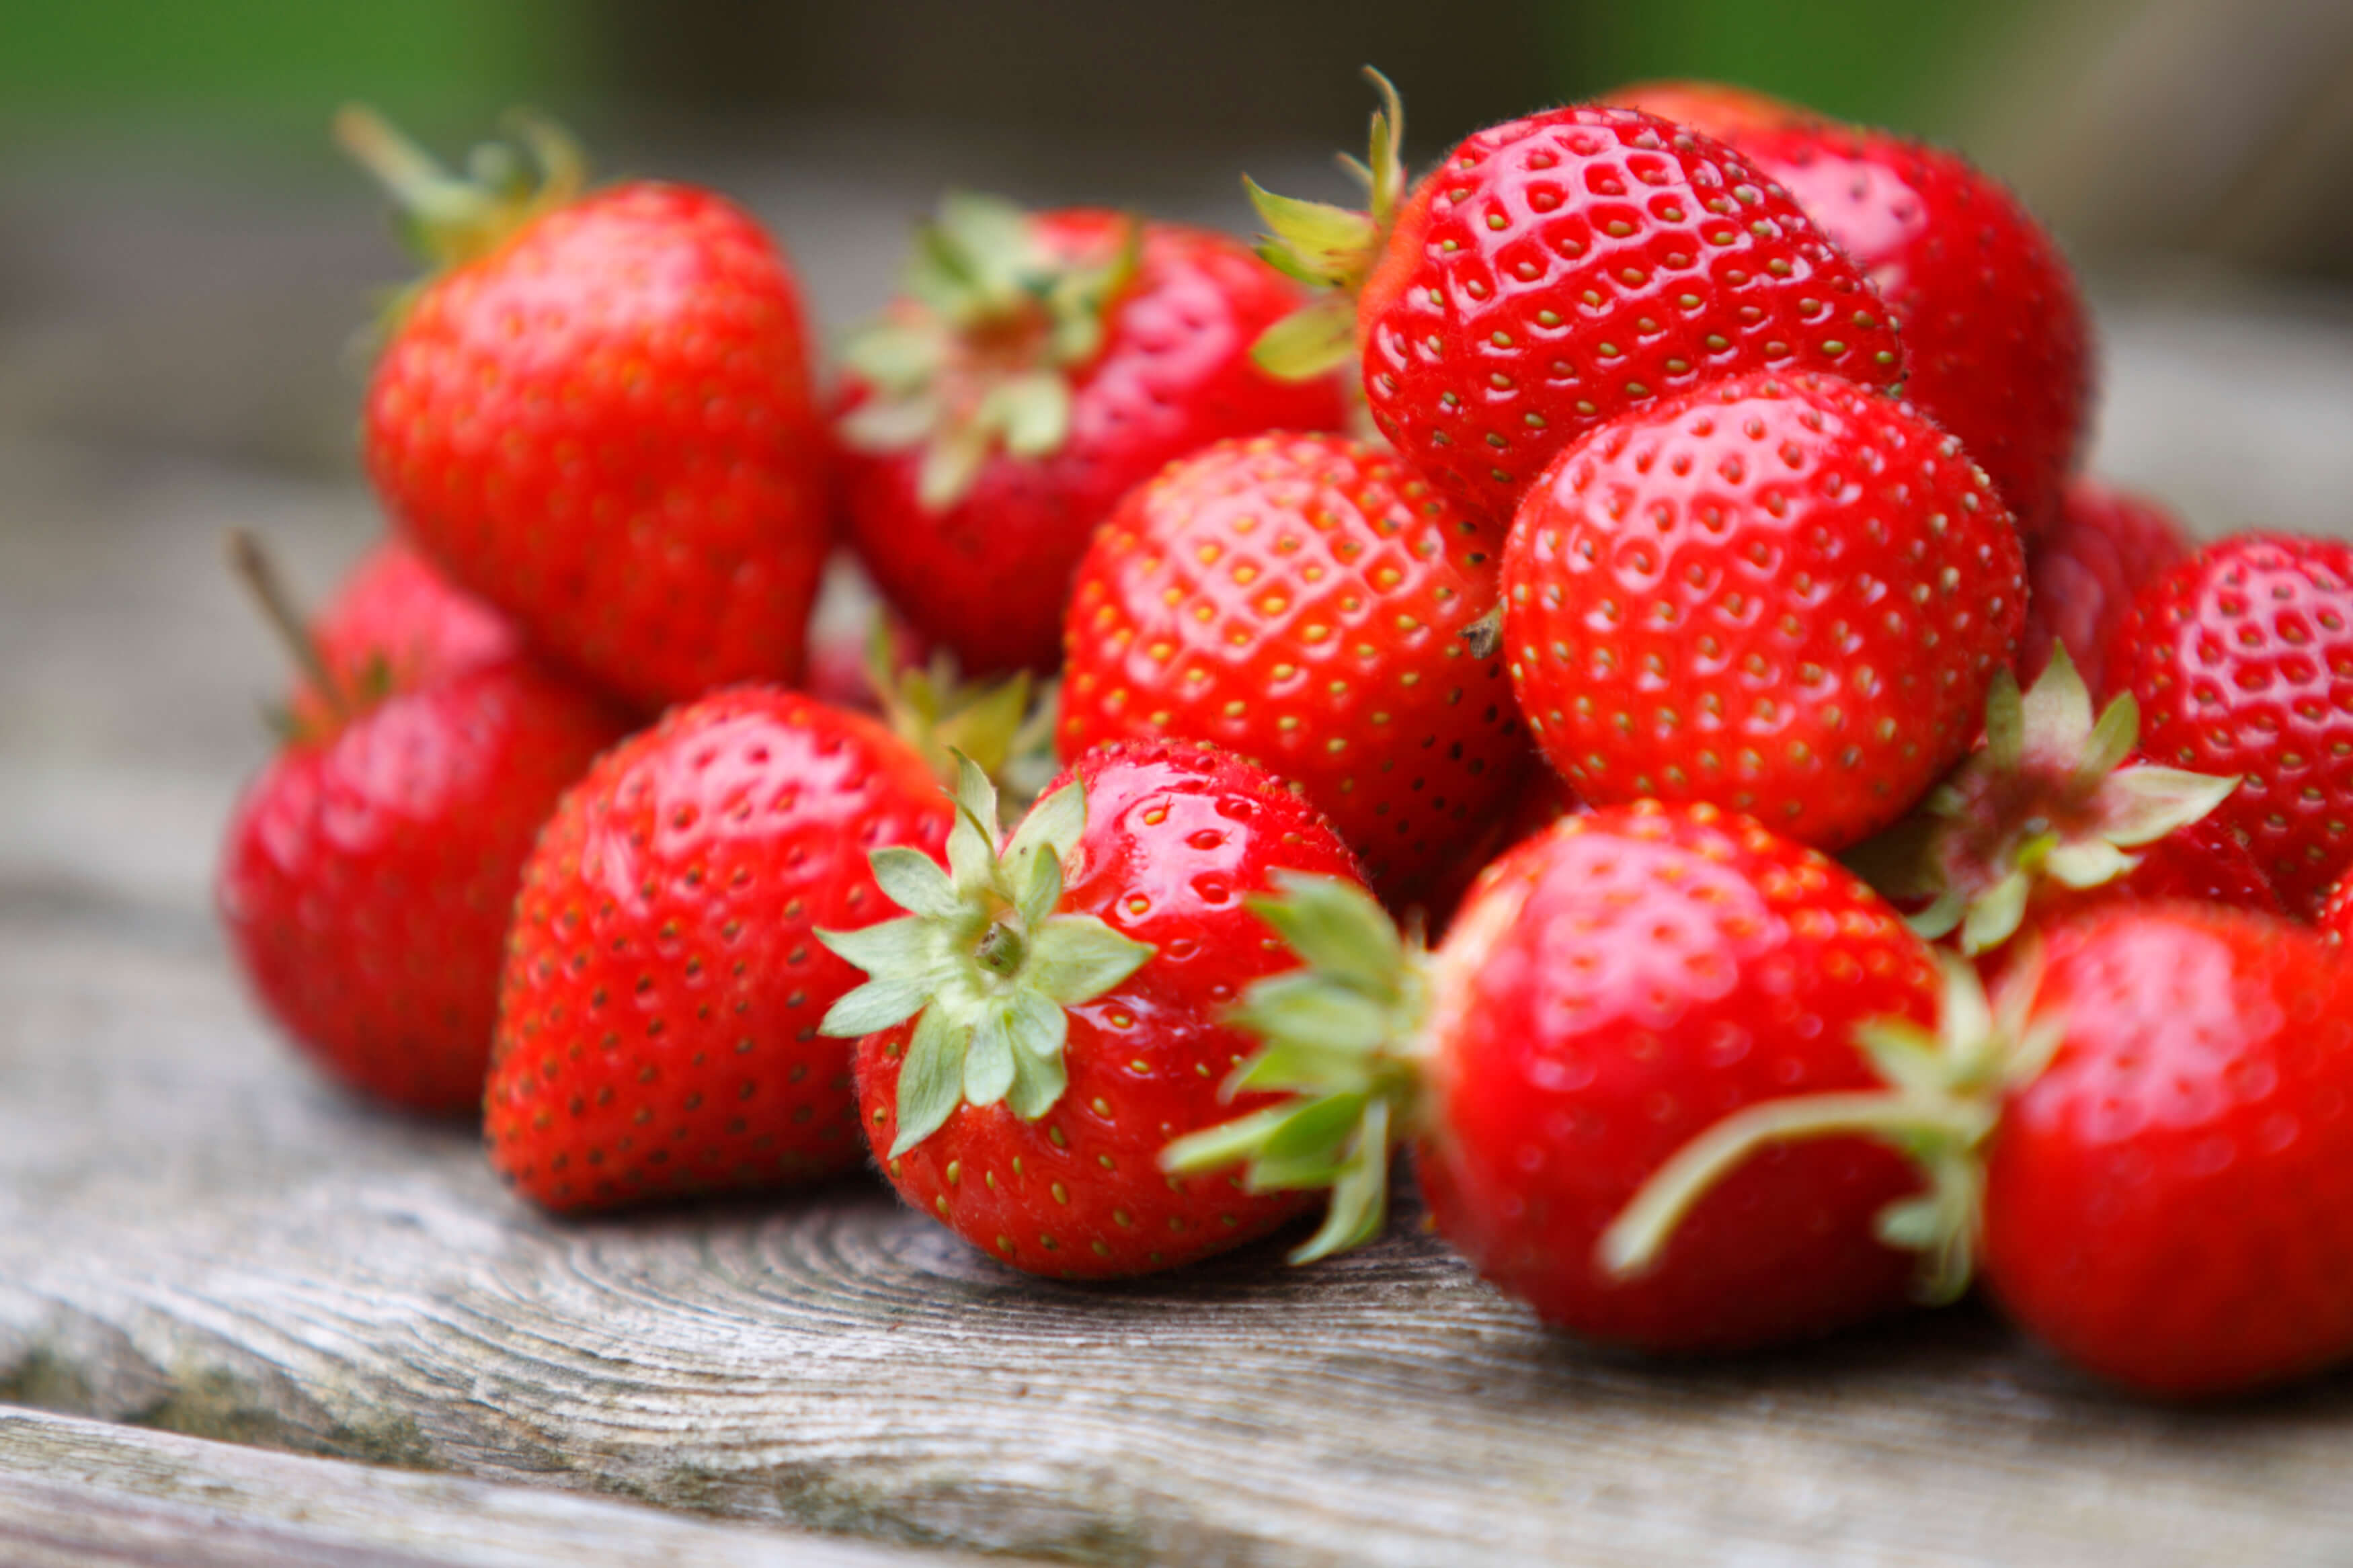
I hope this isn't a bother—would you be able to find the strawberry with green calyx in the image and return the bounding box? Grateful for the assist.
[1172,800,1944,1351]
[1248,75,1907,519]
[1605,904,2353,1397]
[349,106,832,710]
[836,198,1349,675]
[218,531,627,1115]
[821,740,1365,1277]
[1892,644,2247,955]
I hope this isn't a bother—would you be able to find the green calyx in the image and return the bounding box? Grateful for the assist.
[838,193,1143,510]
[1160,873,1430,1264]
[816,758,1154,1158]
[335,104,586,274]
[866,620,1060,811]
[1598,954,2065,1305]
[1877,645,2241,956]
[1245,66,1408,382]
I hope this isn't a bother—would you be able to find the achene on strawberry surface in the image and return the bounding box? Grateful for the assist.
[1056,431,1531,909]
[819,741,1364,1278]
[486,688,952,1211]
[1170,800,1943,1352]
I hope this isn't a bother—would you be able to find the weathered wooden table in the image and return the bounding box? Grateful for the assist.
[5,145,2353,1563]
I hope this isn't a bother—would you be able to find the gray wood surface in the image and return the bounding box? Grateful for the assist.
[5,145,2353,1563]
[0,1407,996,1568]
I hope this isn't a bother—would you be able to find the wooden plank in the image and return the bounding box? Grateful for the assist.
[0,1408,1000,1568]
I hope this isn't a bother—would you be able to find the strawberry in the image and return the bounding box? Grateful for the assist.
[344,109,832,710]
[484,688,953,1212]
[1171,801,1942,1352]
[1607,81,2094,537]
[2022,479,2192,697]
[1502,370,2025,852]
[1248,75,1905,520]
[816,741,1363,1278]
[1610,904,2353,1395]
[834,196,1349,674]
[288,537,520,733]
[217,535,627,1114]
[2108,534,2353,915]
[1055,432,1530,906]
[1865,645,2251,956]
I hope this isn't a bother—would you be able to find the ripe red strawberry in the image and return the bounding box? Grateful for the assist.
[1250,77,1905,520]
[1172,800,1942,1351]
[288,538,519,733]
[834,197,1349,674]
[1503,370,2024,852]
[485,688,953,1212]
[218,537,626,1113]
[2022,479,2192,697]
[1603,901,2353,1396]
[1055,432,1529,906]
[2108,534,2353,915]
[1868,645,2256,956]
[818,741,1363,1278]
[345,110,832,710]
[1609,81,2093,537]
[1979,906,2353,1394]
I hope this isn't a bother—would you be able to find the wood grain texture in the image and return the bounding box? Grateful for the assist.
[7,289,2353,1563]
[0,1408,999,1568]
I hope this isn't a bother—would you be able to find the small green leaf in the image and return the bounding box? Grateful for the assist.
[816,913,940,980]
[1289,1100,1393,1263]
[1228,979,1394,1057]
[839,321,945,393]
[934,192,1035,294]
[1005,1034,1069,1120]
[1875,1194,1945,1250]
[890,1003,969,1157]
[836,393,942,454]
[2075,688,2141,789]
[1853,1018,1946,1098]
[944,765,1005,901]
[1004,780,1086,880]
[1981,667,2026,773]
[981,370,1072,459]
[1906,886,1966,942]
[820,973,936,1038]
[1960,869,2032,956]
[1226,1034,1372,1097]
[917,421,992,511]
[2017,641,2093,764]
[1250,295,1357,381]
[1252,1091,1367,1175]
[1014,846,1063,933]
[1246,179,1379,279]
[1027,915,1155,1005]
[2100,766,2240,847]
[1248,873,1402,995]
[964,1003,1016,1107]
[2042,839,2134,891]
[869,847,959,920]
[1160,1105,1295,1174]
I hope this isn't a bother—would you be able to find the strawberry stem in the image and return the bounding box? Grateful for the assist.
[224,528,345,723]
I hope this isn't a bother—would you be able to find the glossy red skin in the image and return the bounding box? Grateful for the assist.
[854,741,1364,1278]
[1056,433,1530,907]
[1357,106,1906,521]
[1503,371,2025,852]
[2110,536,2353,916]
[2024,480,2193,698]
[289,539,520,733]
[1416,801,1940,1352]
[1983,905,2353,1395]
[1616,84,2093,539]
[366,183,832,710]
[486,688,951,1212]
[839,215,1351,674]
[219,659,627,1113]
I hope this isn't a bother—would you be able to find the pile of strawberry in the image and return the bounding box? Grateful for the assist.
[219,81,2353,1401]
